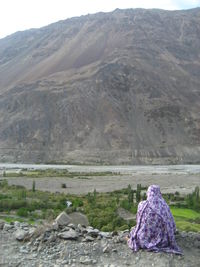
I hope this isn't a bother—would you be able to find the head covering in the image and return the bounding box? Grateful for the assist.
[128,185,182,254]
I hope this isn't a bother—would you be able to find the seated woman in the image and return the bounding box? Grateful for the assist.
[128,185,182,254]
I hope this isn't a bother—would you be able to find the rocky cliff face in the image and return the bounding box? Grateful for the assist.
[0,8,200,164]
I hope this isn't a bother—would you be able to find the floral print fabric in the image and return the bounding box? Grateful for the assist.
[128,185,182,254]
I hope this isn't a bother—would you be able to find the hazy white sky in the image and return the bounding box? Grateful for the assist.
[0,0,200,39]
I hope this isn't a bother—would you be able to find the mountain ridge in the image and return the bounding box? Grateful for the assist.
[0,8,200,164]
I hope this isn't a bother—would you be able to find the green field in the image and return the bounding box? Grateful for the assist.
[170,207,200,232]
[171,207,200,220]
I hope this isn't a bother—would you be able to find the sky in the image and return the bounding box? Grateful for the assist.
[0,0,200,39]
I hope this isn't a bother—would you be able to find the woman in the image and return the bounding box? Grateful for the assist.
[127,185,182,254]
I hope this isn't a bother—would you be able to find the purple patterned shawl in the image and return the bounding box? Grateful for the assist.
[128,185,182,254]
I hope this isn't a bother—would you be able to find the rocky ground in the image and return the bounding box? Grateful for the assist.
[0,212,200,267]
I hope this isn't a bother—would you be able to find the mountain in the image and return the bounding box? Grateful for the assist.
[0,8,200,164]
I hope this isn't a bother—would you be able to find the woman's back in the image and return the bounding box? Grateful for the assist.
[128,185,182,254]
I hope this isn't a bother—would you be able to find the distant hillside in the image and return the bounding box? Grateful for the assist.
[0,8,200,164]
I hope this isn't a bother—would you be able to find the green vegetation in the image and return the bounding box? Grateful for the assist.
[170,207,200,220]
[0,178,199,232]
[170,207,200,232]
[0,181,139,231]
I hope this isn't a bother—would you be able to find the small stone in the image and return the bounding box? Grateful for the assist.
[103,245,110,253]
[86,227,99,237]
[19,246,29,254]
[68,223,76,229]
[14,221,21,228]
[99,231,112,239]
[20,222,29,228]
[47,234,57,243]
[78,224,88,234]
[83,236,95,242]
[58,229,79,240]
[28,227,36,236]
[52,222,59,231]
[79,256,95,265]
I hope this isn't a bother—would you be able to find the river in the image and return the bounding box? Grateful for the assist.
[0,163,200,175]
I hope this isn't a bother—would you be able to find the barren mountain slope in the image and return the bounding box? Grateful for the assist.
[0,8,200,164]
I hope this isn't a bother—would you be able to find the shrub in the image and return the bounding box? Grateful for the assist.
[18,190,26,200]
[17,207,28,217]
[120,199,132,211]
[72,198,83,208]
[101,223,113,232]
[61,183,67,188]
[0,179,8,188]
[119,224,129,231]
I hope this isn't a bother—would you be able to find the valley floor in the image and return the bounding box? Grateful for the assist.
[5,173,200,195]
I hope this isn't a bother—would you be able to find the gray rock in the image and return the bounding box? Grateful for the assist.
[68,212,89,226]
[103,245,111,253]
[55,212,72,226]
[19,246,29,254]
[14,221,21,228]
[52,222,59,231]
[78,224,87,234]
[15,229,28,241]
[68,223,76,229]
[28,227,36,237]
[83,236,95,242]
[79,256,96,265]
[3,223,14,231]
[99,231,112,239]
[86,227,99,237]
[20,222,29,228]
[58,229,79,240]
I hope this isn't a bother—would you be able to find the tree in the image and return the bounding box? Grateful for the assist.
[127,184,134,204]
[136,184,141,203]
[32,180,36,192]
[194,186,200,210]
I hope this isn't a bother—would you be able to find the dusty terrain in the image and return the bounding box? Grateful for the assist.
[6,173,200,195]
[0,220,200,267]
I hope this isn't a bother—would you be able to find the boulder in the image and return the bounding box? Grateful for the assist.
[15,229,28,241]
[68,212,89,226]
[55,212,72,226]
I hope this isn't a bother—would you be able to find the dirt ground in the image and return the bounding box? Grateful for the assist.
[5,173,200,195]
